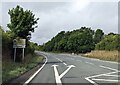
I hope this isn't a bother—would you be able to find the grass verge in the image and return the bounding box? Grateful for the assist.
[82,50,120,62]
[2,53,44,83]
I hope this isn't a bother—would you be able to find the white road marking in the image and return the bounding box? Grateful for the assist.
[100,65,118,72]
[51,65,62,85]
[71,56,76,58]
[71,58,74,60]
[100,60,120,64]
[56,58,67,66]
[63,63,67,66]
[76,60,81,62]
[92,78,119,82]
[85,62,94,65]
[85,77,98,85]
[52,64,75,85]
[59,65,75,78]
[79,55,119,64]
[24,55,48,85]
[104,75,120,77]
[85,65,120,85]
[86,71,120,79]
[56,58,63,62]
[85,71,119,85]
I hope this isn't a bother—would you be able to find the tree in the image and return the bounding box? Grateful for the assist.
[42,27,95,53]
[34,43,38,46]
[95,34,120,51]
[7,5,39,40]
[94,29,104,44]
[108,32,116,36]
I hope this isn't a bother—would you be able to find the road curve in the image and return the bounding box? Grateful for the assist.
[28,51,119,85]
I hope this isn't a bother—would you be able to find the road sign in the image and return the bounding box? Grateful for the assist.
[13,39,26,48]
[13,39,26,62]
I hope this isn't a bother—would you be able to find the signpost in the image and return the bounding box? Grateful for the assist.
[13,39,26,62]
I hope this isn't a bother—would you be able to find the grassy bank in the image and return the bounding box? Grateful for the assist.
[2,53,44,83]
[83,50,119,62]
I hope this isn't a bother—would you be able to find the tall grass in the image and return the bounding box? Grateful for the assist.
[83,50,119,62]
[2,53,44,83]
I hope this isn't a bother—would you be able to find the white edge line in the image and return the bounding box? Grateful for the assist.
[23,55,47,85]
[80,55,119,64]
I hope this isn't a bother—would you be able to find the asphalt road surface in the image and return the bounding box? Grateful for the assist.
[29,51,120,85]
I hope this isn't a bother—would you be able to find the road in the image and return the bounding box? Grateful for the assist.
[28,51,119,85]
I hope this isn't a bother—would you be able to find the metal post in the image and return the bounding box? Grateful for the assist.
[14,48,16,62]
[22,48,24,61]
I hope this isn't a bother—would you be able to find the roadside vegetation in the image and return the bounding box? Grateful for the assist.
[40,27,119,53]
[39,27,119,62]
[83,50,119,62]
[41,27,100,53]
[83,34,120,62]
[1,5,42,83]
[2,53,43,83]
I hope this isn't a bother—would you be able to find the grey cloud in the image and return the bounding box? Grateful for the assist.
[1,2,118,45]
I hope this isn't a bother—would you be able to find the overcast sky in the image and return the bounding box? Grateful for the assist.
[1,1,118,45]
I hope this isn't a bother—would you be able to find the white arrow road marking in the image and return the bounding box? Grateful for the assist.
[59,65,75,78]
[51,64,75,85]
[51,65,62,84]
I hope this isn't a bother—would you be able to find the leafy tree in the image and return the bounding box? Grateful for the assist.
[42,27,95,53]
[94,29,104,44]
[42,31,65,52]
[34,43,38,46]
[95,34,120,51]
[7,5,39,40]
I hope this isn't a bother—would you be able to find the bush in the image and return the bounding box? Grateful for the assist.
[25,42,35,55]
[1,26,36,62]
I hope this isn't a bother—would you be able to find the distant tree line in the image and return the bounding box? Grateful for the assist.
[40,27,109,53]
[40,27,119,53]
